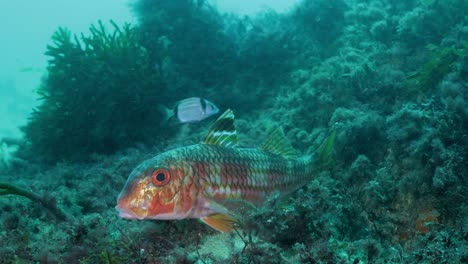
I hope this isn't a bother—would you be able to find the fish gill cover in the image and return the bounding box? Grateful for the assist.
[0,0,467,263]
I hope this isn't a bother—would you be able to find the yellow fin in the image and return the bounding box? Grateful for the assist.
[259,127,298,159]
[200,213,239,232]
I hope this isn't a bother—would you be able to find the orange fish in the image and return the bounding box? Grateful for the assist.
[116,109,334,232]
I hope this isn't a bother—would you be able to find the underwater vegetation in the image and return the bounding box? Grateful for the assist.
[133,0,238,90]
[291,0,348,48]
[1,0,467,263]
[0,182,66,221]
[21,21,164,162]
[407,43,467,96]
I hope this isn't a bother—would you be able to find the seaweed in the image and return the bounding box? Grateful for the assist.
[290,0,348,48]
[0,182,67,220]
[407,43,467,96]
[133,0,237,90]
[132,0,297,112]
[21,20,164,163]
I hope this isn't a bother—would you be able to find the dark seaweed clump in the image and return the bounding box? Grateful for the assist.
[132,0,302,112]
[134,0,238,90]
[21,21,164,162]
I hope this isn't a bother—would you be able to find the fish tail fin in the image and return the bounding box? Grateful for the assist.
[317,130,336,170]
[157,104,174,122]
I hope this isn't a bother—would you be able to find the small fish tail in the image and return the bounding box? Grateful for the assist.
[157,104,173,122]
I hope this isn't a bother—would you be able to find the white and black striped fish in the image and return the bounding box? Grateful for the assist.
[159,97,219,123]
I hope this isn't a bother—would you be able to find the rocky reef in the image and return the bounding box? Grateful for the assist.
[0,0,467,263]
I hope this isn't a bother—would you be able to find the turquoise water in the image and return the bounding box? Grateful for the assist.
[0,0,134,140]
[0,0,467,263]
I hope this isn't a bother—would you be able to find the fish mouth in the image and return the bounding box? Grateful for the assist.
[116,199,146,220]
[116,206,140,219]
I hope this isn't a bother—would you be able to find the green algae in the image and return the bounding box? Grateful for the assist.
[22,20,164,163]
[407,43,467,96]
[0,182,67,220]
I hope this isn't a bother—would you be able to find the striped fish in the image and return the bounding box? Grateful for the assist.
[116,109,335,232]
[159,97,219,123]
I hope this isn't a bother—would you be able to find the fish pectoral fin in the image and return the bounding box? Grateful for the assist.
[200,214,239,232]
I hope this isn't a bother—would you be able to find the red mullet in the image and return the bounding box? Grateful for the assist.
[116,109,334,232]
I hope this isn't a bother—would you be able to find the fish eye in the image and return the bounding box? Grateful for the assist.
[151,168,171,187]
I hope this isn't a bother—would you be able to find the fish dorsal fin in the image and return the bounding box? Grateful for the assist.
[200,214,239,232]
[259,127,298,159]
[203,109,238,147]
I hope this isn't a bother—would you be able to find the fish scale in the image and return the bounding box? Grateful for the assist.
[116,109,335,232]
[169,144,313,205]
